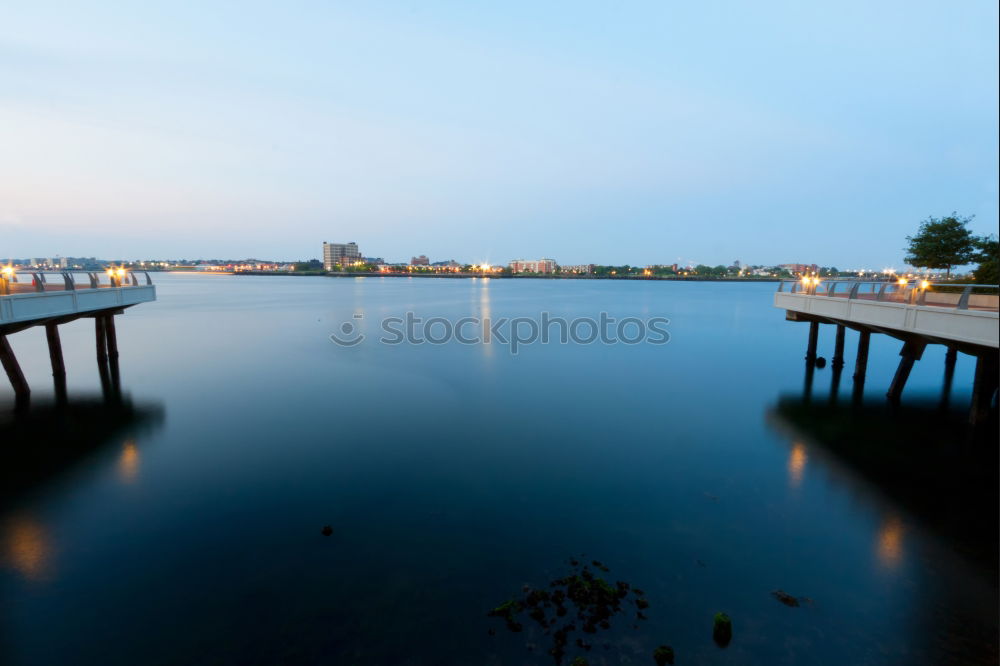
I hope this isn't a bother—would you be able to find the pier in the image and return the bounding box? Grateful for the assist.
[775,279,998,424]
[0,269,156,400]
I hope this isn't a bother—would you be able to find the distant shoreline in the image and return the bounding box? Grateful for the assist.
[221,270,782,282]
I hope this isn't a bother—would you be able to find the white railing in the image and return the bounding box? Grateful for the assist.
[777,280,999,312]
[0,270,154,296]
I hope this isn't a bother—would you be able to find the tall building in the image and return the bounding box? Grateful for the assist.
[509,258,557,274]
[410,255,429,266]
[322,242,362,270]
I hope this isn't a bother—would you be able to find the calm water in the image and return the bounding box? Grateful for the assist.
[1,274,996,665]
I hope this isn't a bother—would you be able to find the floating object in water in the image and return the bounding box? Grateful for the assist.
[713,612,733,647]
[815,356,827,368]
[771,589,800,607]
[321,525,333,536]
[653,645,675,665]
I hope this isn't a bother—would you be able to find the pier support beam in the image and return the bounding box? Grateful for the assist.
[887,340,926,402]
[805,321,819,364]
[45,322,67,399]
[832,325,846,369]
[95,316,108,367]
[970,352,999,427]
[104,314,120,386]
[853,330,871,382]
[0,334,30,399]
[940,346,958,409]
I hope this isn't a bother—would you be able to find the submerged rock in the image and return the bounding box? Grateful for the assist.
[713,612,733,647]
[771,589,800,607]
[320,525,333,536]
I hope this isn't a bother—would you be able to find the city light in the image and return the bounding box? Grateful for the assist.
[897,277,907,286]
[1,265,14,278]
[919,280,930,290]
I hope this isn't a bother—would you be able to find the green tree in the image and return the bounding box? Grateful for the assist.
[972,235,999,284]
[904,213,976,278]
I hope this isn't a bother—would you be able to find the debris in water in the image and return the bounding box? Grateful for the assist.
[713,612,733,647]
[488,557,649,663]
[771,589,801,607]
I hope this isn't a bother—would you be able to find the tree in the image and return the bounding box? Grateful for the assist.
[904,213,976,278]
[972,235,999,285]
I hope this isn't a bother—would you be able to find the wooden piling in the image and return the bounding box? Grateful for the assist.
[45,322,67,398]
[104,314,121,391]
[805,321,819,363]
[0,334,30,398]
[95,316,108,366]
[853,330,871,382]
[887,340,926,401]
[832,325,846,369]
[45,323,66,378]
[970,352,999,427]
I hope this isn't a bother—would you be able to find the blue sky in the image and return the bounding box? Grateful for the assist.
[1,1,997,267]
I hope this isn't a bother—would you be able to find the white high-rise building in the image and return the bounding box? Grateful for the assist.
[322,242,362,270]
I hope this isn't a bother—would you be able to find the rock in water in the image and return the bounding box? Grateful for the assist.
[771,589,800,607]
[713,612,733,647]
[653,645,675,665]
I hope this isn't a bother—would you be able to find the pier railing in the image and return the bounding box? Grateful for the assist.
[0,270,153,296]
[777,280,999,312]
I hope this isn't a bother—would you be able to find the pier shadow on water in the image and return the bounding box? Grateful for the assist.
[0,394,165,502]
[768,372,999,665]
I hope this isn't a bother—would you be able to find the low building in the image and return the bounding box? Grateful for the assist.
[560,264,595,275]
[411,255,430,266]
[509,258,557,274]
[778,263,819,276]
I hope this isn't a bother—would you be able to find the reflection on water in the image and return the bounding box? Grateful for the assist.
[0,396,163,582]
[478,278,493,358]
[118,440,140,484]
[769,394,998,572]
[787,442,807,488]
[3,515,51,581]
[877,514,905,570]
[0,395,164,501]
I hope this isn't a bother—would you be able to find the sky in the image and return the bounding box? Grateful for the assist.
[1,1,997,267]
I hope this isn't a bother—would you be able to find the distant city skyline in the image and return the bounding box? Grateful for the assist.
[2,2,997,266]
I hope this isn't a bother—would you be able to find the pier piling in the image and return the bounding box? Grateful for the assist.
[887,340,926,402]
[104,314,120,384]
[970,352,999,427]
[805,321,819,364]
[832,325,845,369]
[0,335,30,399]
[95,316,108,368]
[45,323,67,398]
[853,330,870,383]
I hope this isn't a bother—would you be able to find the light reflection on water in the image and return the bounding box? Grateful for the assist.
[118,441,140,483]
[787,442,808,489]
[877,514,905,571]
[3,515,51,581]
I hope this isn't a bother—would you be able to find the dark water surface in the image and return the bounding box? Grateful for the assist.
[1,274,996,665]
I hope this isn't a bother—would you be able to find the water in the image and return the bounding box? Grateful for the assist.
[1,274,996,665]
